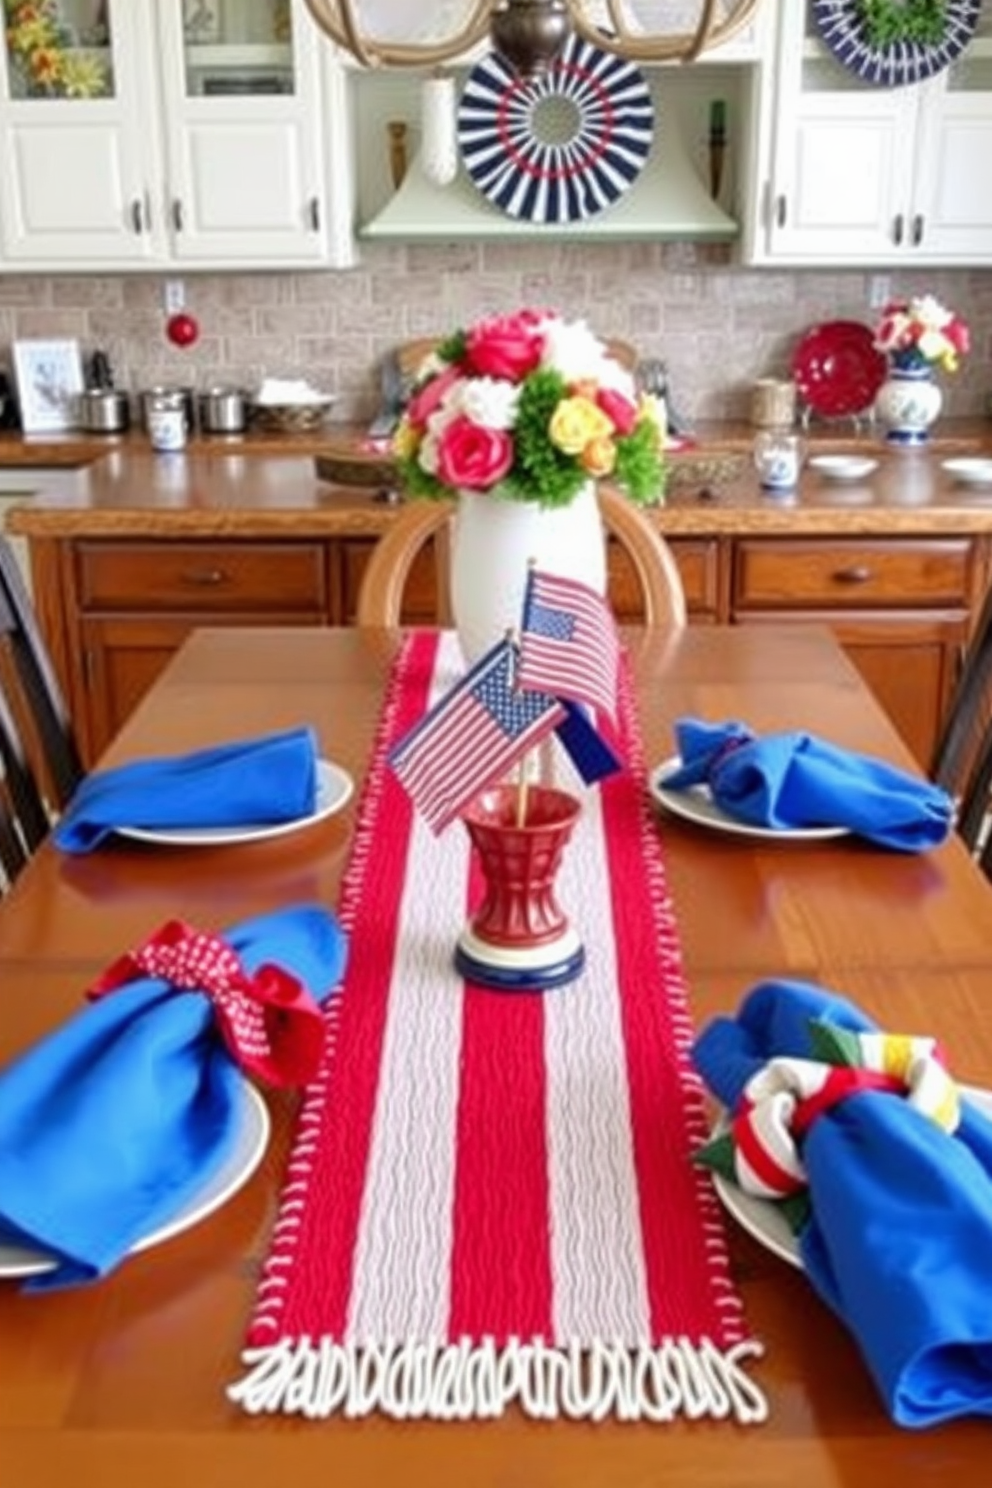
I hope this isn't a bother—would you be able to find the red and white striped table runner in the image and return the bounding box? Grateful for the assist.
[230,631,765,1424]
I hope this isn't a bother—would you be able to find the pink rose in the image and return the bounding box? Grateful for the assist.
[405,363,462,431]
[436,415,514,490]
[595,387,638,437]
[947,318,970,356]
[464,313,544,381]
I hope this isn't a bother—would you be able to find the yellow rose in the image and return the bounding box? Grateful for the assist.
[392,418,421,460]
[549,396,613,456]
[580,437,617,478]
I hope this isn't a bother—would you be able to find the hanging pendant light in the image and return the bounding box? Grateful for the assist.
[300,0,762,73]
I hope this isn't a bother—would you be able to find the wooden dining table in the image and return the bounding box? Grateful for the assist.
[2,621,992,1488]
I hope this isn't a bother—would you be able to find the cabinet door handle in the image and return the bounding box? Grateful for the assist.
[833,565,873,585]
[172,199,184,232]
[308,195,321,231]
[180,568,228,586]
[912,212,924,246]
[775,193,787,228]
[893,213,904,245]
[130,198,144,234]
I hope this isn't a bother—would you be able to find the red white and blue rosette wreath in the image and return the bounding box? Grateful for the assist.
[812,0,981,88]
[456,34,654,225]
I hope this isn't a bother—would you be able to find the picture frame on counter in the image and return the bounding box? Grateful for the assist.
[12,338,84,434]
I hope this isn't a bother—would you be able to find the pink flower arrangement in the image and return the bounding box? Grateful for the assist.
[393,309,665,508]
[873,294,970,374]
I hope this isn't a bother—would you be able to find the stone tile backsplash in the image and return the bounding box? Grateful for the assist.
[1,244,990,427]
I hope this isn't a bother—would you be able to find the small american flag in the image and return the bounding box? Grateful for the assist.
[517,568,620,725]
[388,638,565,834]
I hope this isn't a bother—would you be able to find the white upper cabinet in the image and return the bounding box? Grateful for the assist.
[0,1,163,264]
[744,5,992,266]
[0,0,355,270]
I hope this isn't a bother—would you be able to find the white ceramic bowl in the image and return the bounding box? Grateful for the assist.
[941,457,992,487]
[808,454,879,483]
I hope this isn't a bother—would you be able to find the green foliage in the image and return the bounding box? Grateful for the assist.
[394,353,665,510]
[434,330,466,368]
[857,0,947,48]
[613,417,665,506]
[505,367,587,509]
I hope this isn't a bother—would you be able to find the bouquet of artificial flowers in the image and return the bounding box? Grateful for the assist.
[873,294,970,374]
[393,310,665,509]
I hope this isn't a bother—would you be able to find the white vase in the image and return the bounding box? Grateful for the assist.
[873,362,943,447]
[450,481,607,666]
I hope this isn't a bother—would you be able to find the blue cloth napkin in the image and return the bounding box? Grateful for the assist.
[663,717,954,851]
[0,903,347,1291]
[694,980,992,1428]
[53,726,320,853]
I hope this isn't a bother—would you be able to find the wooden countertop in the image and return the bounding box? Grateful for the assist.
[4,420,992,539]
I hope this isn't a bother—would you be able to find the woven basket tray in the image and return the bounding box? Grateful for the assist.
[250,401,334,433]
[314,451,399,488]
[664,452,746,490]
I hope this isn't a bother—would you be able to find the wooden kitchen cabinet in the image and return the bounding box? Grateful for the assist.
[66,537,332,757]
[732,538,974,766]
[746,6,992,266]
[30,521,986,773]
[0,0,353,270]
[337,536,721,626]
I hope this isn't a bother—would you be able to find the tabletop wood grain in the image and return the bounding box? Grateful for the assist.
[2,622,992,1487]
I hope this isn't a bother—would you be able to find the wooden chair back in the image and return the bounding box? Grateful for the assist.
[0,536,83,875]
[356,487,686,632]
[932,579,992,854]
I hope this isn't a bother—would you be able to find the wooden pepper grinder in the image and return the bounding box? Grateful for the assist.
[387,120,408,190]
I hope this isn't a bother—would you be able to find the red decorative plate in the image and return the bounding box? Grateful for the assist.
[791,320,887,419]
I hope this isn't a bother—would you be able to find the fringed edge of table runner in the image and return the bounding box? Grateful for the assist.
[229,1335,768,1423]
[229,633,768,1426]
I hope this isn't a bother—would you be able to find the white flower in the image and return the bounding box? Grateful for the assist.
[539,316,610,382]
[455,376,521,430]
[911,294,953,330]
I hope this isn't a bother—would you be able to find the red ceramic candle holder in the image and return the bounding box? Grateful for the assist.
[455,784,585,992]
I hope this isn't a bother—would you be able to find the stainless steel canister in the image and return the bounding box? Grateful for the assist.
[197,385,247,434]
[78,388,131,434]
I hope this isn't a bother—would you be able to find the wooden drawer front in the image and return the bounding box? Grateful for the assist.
[734,539,971,610]
[607,537,718,619]
[671,539,720,616]
[340,537,441,623]
[74,541,327,613]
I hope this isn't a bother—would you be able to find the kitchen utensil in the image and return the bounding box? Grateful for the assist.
[368,350,405,439]
[78,388,130,434]
[87,349,114,389]
[198,386,247,435]
[792,321,886,420]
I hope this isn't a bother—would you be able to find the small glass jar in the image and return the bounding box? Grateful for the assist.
[753,428,801,490]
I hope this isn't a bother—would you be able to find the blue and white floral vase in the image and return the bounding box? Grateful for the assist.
[873,353,943,447]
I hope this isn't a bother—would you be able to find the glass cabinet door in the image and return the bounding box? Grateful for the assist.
[179,0,296,97]
[3,0,115,100]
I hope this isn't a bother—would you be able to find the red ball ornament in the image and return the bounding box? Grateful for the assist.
[166,311,199,348]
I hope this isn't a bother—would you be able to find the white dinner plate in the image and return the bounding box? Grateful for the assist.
[0,1080,270,1280]
[710,1083,992,1270]
[117,758,354,846]
[808,454,879,483]
[941,457,992,488]
[649,756,849,842]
